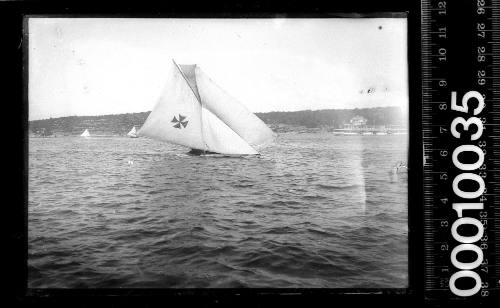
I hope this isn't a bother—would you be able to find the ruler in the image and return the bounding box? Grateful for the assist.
[422,0,500,300]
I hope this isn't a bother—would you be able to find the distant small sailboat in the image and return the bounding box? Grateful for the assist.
[127,126,138,138]
[139,59,275,155]
[80,129,90,137]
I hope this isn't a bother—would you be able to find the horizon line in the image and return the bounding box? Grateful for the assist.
[29,105,404,122]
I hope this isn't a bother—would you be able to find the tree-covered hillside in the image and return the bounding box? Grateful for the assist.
[29,106,405,136]
[256,106,405,128]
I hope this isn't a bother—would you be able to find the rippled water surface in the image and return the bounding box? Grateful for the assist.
[28,133,408,288]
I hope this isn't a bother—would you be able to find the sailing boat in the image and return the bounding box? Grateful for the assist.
[138,60,275,155]
[127,126,138,138]
[80,129,90,137]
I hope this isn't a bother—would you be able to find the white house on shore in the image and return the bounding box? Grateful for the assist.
[343,115,368,130]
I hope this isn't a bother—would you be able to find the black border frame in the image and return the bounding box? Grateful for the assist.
[5,0,423,306]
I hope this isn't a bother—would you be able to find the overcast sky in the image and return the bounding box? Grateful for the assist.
[28,18,408,121]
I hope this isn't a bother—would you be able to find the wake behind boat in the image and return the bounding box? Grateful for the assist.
[138,59,275,155]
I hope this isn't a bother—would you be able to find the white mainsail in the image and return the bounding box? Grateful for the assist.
[127,126,138,138]
[80,129,90,137]
[195,67,275,149]
[138,61,207,150]
[138,60,274,155]
[201,106,258,155]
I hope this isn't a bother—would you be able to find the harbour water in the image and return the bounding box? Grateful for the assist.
[28,133,408,288]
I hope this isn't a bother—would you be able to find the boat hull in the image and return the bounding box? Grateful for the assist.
[187,148,259,157]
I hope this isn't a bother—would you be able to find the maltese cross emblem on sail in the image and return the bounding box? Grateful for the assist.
[171,114,188,129]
